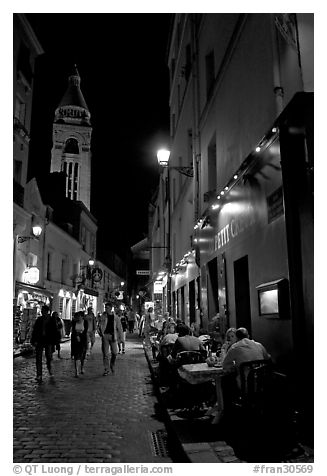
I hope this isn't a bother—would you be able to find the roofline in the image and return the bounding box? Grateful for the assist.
[16,13,44,56]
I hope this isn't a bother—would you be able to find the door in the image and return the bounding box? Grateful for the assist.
[189,280,195,325]
[233,255,252,335]
[217,252,229,335]
[207,257,219,320]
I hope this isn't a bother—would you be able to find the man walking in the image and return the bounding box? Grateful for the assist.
[98,303,123,376]
[85,306,97,355]
[127,307,136,333]
[31,305,58,383]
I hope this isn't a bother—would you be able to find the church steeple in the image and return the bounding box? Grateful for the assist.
[54,64,91,125]
[50,66,92,210]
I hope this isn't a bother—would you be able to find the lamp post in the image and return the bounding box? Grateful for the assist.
[157,149,195,317]
[157,149,172,315]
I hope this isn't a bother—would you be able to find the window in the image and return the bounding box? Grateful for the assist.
[67,162,73,198]
[59,297,64,315]
[61,258,65,284]
[257,279,290,319]
[46,252,52,280]
[184,43,191,81]
[73,163,79,200]
[205,50,215,98]
[64,161,79,200]
[64,138,79,154]
[14,160,22,184]
[81,226,86,249]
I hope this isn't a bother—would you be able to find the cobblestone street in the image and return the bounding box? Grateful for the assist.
[13,334,173,463]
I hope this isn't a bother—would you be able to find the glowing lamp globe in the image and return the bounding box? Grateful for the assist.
[157,149,170,167]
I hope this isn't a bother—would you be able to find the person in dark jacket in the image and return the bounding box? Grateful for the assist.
[117,309,127,354]
[31,305,58,383]
[71,311,88,377]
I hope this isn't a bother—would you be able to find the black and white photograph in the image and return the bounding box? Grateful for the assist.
[9,3,317,471]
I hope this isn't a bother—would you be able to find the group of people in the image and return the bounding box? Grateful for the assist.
[30,303,270,392]
[151,319,270,396]
[30,303,139,382]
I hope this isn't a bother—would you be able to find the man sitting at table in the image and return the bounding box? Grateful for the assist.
[171,323,205,359]
[221,327,271,408]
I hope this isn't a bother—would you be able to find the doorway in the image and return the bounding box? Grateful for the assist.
[207,257,219,320]
[233,255,252,335]
[189,280,195,325]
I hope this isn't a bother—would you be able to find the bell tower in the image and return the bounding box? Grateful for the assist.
[50,65,92,210]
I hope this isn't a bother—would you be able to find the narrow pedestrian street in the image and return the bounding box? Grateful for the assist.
[13,334,174,463]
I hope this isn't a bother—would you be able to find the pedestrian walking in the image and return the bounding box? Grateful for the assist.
[51,311,65,359]
[71,311,88,377]
[30,305,58,383]
[127,307,136,333]
[84,306,97,355]
[118,310,128,354]
[144,307,155,341]
[98,303,123,376]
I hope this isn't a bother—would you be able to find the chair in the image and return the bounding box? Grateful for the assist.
[174,350,206,368]
[226,361,299,461]
[233,359,273,415]
[171,351,215,418]
[239,359,272,404]
[157,344,175,386]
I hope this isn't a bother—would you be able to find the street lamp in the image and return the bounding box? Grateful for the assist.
[157,149,194,177]
[17,224,43,243]
[157,149,171,167]
[156,149,173,315]
[156,149,195,316]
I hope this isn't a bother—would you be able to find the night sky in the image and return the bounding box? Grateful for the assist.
[26,13,172,257]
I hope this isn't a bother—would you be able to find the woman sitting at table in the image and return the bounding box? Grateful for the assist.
[156,323,179,385]
[220,327,237,362]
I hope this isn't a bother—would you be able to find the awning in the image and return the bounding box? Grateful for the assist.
[15,281,54,298]
[81,287,99,297]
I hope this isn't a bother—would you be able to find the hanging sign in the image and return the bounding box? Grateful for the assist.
[92,268,103,282]
[136,270,150,275]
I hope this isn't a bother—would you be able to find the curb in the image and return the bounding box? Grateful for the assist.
[143,342,243,463]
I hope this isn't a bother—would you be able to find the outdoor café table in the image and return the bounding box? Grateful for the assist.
[178,362,225,424]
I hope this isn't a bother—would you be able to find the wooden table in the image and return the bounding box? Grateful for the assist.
[178,362,225,424]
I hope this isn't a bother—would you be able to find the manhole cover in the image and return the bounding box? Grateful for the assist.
[149,430,170,457]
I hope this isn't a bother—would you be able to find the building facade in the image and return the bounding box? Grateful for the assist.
[151,13,313,433]
[13,19,126,347]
